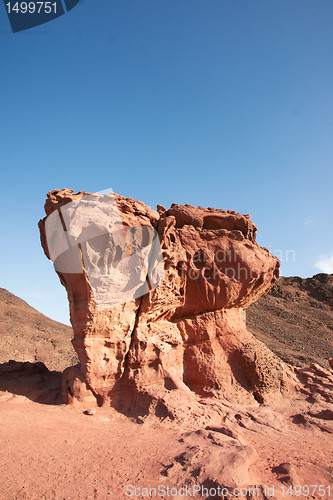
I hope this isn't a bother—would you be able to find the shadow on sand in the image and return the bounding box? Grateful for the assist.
[0,360,63,405]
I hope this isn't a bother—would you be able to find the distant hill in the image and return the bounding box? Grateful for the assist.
[247,273,333,367]
[1,274,332,372]
[0,288,78,371]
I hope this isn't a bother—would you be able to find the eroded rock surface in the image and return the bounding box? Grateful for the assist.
[39,189,296,414]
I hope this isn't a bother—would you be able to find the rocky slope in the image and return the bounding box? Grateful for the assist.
[0,288,77,371]
[247,273,333,368]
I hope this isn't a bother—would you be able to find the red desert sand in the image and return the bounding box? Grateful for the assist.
[0,189,332,500]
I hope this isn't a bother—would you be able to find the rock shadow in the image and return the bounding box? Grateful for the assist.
[0,360,62,405]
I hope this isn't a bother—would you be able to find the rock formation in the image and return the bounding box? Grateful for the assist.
[38,189,296,415]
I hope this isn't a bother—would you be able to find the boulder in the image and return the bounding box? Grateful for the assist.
[38,189,296,415]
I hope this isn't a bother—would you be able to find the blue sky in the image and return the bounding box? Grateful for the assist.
[0,0,332,325]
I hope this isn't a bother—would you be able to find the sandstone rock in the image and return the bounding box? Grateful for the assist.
[161,428,256,491]
[38,189,296,414]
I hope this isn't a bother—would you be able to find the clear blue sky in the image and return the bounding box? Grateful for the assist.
[0,0,332,325]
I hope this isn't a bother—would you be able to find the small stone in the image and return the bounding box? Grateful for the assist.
[275,463,293,475]
[84,408,96,416]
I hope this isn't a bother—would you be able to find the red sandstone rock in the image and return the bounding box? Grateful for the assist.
[38,189,296,414]
[0,190,331,498]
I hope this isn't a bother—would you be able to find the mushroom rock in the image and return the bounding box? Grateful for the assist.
[38,189,296,416]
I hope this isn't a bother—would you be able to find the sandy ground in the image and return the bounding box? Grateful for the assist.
[0,395,182,500]
[0,378,332,500]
